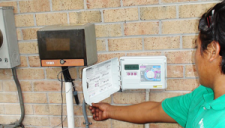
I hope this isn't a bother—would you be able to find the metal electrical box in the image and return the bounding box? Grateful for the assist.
[37,23,97,67]
[0,7,20,68]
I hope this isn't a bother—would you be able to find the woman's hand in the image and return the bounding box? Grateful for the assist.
[89,103,111,121]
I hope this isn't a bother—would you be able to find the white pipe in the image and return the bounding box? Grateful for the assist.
[145,89,150,128]
[65,82,75,128]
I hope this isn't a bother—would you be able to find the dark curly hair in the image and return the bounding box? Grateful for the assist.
[199,1,225,74]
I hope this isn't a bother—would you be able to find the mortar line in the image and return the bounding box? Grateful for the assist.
[176,5,179,19]
[33,14,37,26]
[84,0,87,9]
[16,1,20,13]
[49,0,53,11]
[180,35,183,49]
[120,0,123,7]
[100,10,104,23]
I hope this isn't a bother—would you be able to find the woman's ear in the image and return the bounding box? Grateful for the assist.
[207,41,220,62]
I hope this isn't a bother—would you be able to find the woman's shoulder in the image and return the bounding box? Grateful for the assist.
[191,85,213,96]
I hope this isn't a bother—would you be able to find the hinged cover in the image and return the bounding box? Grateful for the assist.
[82,58,120,106]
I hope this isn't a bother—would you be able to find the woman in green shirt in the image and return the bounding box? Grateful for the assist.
[89,1,225,128]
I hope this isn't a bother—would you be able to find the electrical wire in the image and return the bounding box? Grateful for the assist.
[52,116,67,128]
[61,66,79,105]
[11,67,25,128]
[57,67,76,82]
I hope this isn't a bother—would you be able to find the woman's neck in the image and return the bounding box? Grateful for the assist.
[213,75,225,99]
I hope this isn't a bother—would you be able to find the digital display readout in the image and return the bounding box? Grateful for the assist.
[124,64,139,70]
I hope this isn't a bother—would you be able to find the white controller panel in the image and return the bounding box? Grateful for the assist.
[120,56,167,90]
[82,56,167,105]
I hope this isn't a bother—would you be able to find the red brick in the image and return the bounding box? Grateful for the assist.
[28,56,41,67]
[103,8,138,22]
[185,65,198,77]
[52,0,84,11]
[167,79,199,91]
[95,24,122,37]
[0,105,3,114]
[149,92,183,102]
[36,13,67,26]
[17,69,45,80]
[113,92,145,104]
[0,116,20,124]
[23,93,47,103]
[15,14,34,27]
[162,20,198,34]
[127,52,162,56]
[179,3,216,18]
[0,93,18,103]
[108,38,142,51]
[167,65,183,78]
[49,105,67,116]
[165,51,195,64]
[141,6,176,20]
[17,29,22,40]
[0,69,12,80]
[0,2,18,13]
[144,36,180,50]
[123,0,158,6]
[22,28,39,40]
[182,35,198,49]
[34,81,61,91]
[4,104,33,115]
[97,53,126,63]
[87,0,120,9]
[19,42,39,54]
[19,0,50,13]
[3,81,32,92]
[124,22,159,36]
[23,116,50,126]
[112,120,144,128]
[19,56,28,67]
[96,39,107,51]
[50,116,68,127]
[69,11,101,24]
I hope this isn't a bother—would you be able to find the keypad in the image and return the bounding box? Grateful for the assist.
[126,72,137,76]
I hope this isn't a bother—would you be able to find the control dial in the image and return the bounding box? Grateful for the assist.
[0,29,3,48]
[146,71,155,78]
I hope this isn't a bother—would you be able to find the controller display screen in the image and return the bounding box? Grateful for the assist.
[124,64,139,70]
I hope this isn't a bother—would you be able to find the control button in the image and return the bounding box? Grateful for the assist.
[5,58,8,63]
[134,72,137,75]
[60,59,65,64]
[127,72,130,76]
[147,71,154,78]
[131,72,133,75]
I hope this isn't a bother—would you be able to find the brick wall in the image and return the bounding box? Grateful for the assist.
[0,0,221,128]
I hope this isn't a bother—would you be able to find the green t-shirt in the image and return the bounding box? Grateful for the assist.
[162,85,225,128]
